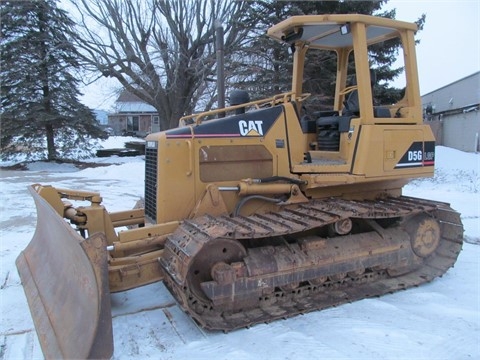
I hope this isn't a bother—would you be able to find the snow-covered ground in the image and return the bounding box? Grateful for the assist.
[0,138,479,359]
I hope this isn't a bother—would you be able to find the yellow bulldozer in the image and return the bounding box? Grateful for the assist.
[16,14,463,359]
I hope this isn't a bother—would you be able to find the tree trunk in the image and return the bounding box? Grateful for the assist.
[45,123,56,161]
[38,8,57,161]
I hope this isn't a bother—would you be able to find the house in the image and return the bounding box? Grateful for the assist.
[107,90,160,136]
[423,71,479,152]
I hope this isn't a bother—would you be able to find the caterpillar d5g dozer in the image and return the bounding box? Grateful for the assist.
[17,14,463,359]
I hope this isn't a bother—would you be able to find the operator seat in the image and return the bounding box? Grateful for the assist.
[342,69,377,116]
[342,75,359,116]
[341,69,390,118]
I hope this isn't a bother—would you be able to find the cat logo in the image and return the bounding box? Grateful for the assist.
[239,120,264,136]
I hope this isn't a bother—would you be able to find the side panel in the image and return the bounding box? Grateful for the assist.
[199,145,273,182]
[146,105,294,223]
[145,133,196,224]
[191,105,293,213]
[352,124,435,178]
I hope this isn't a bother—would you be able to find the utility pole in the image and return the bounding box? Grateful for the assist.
[215,20,225,118]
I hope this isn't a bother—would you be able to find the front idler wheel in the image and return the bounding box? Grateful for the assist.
[186,239,247,302]
[404,214,441,258]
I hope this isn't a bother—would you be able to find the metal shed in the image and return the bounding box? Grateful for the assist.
[422,71,479,152]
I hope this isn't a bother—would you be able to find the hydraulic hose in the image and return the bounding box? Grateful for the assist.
[233,195,283,217]
[255,176,306,185]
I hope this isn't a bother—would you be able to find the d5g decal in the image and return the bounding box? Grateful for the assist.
[395,141,435,168]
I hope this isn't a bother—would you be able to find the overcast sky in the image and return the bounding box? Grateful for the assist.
[384,0,479,95]
[80,0,480,110]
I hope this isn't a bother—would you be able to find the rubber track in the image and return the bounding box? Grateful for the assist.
[161,196,463,331]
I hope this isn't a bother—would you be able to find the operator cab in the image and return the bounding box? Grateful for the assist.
[267,15,422,173]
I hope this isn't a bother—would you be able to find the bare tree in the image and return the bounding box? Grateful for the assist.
[71,0,251,130]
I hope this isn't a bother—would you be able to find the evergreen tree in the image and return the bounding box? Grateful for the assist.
[232,1,425,111]
[0,0,106,162]
[227,1,298,99]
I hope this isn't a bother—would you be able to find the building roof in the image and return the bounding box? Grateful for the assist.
[422,71,480,98]
[115,103,157,113]
[421,71,480,113]
[116,89,149,102]
[115,89,157,113]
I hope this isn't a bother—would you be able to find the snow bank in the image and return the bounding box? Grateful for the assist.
[0,142,478,360]
[0,136,142,169]
[405,146,480,243]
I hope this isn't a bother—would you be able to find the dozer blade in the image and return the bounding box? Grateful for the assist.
[16,186,113,359]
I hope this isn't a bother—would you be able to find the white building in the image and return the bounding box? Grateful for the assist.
[422,71,479,152]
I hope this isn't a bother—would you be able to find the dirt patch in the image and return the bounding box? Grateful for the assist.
[0,163,29,171]
[0,160,113,171]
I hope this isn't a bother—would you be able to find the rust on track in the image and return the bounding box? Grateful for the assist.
[160,196,463,330]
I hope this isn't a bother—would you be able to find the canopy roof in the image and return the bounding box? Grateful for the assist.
[267,14,417,50]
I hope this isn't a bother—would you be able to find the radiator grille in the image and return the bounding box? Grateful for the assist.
[144,142,158,222]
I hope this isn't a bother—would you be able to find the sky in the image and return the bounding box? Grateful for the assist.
[79,0,480,110]
[383,0,480,94]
